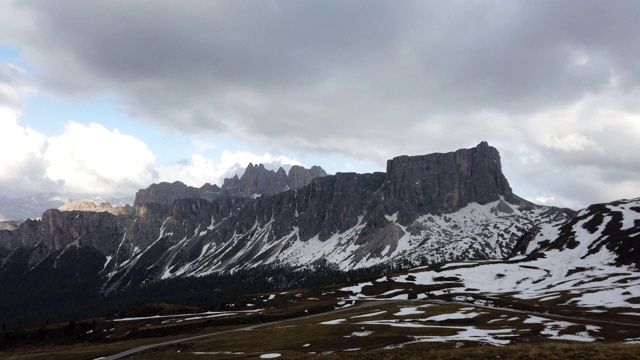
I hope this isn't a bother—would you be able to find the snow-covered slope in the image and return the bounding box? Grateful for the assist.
[339,197,640,313]
[98,195,570,294]
[526,197,640,269]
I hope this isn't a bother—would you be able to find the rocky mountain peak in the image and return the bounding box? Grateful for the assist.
[289,165,329,190]
[135,163,328,207]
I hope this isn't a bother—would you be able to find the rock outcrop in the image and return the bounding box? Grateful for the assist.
[59,200,133,216]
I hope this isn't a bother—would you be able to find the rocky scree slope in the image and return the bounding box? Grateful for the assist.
[0,142,571,294]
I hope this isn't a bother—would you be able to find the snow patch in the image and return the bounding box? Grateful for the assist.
[351,311,386,319]
[424,312,482,322]
[345,330,373,337]
[410,327,515,346]
[394,307,425,316]
[385,212,398,222]
[260,354,281,359]
[102,256,112,270]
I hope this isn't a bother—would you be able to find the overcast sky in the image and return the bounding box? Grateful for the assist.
[1,0,640,209]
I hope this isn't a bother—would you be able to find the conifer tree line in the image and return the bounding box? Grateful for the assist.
[0,252,424,329]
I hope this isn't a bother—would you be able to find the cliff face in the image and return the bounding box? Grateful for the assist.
[374,141,518,224]
[0,142,573,294]
[288,165,328,189]
[0,209,129,269]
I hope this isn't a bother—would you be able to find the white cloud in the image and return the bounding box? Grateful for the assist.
[0,108,48,193]
[0,66,33,107]
[0,62,159,199]
[157,151,302,187]
[191,139,216,153]
[0,0,34,46]
[524,90,640,169]
[0,62,34,107]
[0,60,304,199]
[541,132,601,153]
[0,62,49,195]
[44,121,157,196]
[2,61,314,199]
[156,154,217,187]
[499,91,640,209]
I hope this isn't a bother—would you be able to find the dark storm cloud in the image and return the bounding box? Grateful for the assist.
[8,0,640,207]
[16,0,414,138]
[20,1,405,92]
[17,1,640,128]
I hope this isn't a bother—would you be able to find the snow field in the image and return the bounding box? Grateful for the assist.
[313,299,617,347]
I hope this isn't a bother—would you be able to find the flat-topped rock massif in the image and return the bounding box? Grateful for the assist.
[366,141,524,231]
[383,141,515,215]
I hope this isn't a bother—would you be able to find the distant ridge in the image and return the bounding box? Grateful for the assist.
[59,200,132,215]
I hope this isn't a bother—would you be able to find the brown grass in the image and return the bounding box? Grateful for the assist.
[320,342,640,360]
[3,289,640,360]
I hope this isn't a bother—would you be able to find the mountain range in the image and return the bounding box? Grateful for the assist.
[0,142,637,328]
[0,193,134,222]
[0,193,70,222]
